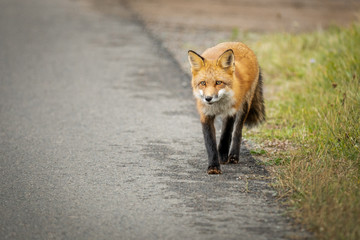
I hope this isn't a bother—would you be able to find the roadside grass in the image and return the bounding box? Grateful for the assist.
[243,24,360,239]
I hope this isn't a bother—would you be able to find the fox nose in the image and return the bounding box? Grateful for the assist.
[205,96,213,102]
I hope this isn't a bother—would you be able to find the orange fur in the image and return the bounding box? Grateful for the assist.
[188,42,265,174]
[189,42,261,124]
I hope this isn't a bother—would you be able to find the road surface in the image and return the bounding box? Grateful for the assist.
[1,0,305,239]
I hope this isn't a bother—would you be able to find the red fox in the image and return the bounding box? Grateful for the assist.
[188,42,265,174]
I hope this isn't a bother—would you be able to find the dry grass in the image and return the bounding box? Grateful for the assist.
[242,24,360,239]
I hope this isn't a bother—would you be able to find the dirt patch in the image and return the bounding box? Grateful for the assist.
[126,0,360,73]
[127,0,360,32]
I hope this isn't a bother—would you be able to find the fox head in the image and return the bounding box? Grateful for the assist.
[188,49,235,105]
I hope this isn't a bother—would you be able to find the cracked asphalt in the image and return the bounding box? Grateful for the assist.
[1,0,307,239]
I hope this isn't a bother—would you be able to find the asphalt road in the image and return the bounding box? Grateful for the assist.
[0,0,304,239]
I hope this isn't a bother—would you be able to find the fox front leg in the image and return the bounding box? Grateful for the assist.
[228,103,249,163]
[228,104,249,164]
[218,115,235,164]
[201,116,222,174]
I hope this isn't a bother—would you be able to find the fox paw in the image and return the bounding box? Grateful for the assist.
[228,154,239,164]
[207,166,222,174]
[220,160,229,165]
[219,156,229,165]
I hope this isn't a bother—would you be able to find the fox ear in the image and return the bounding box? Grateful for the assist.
[217,49,234,69]
[188,50,204,71]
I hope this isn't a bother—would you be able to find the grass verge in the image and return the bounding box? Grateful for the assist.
[243,24,360,239]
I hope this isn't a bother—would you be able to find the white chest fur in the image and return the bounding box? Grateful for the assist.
[201,91,237,117]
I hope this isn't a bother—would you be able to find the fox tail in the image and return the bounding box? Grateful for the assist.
[245,69,265,128]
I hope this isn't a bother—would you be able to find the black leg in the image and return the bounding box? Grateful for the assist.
[201,116,221,174]
[229,104,249,164]
[218,115,235,164]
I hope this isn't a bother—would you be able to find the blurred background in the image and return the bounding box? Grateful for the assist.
[125,0,360,70]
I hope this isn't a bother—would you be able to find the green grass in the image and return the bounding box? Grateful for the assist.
[243,24,360,239]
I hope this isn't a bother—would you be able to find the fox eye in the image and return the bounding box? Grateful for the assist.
[199,81,206,86]
[216,81,222,85]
